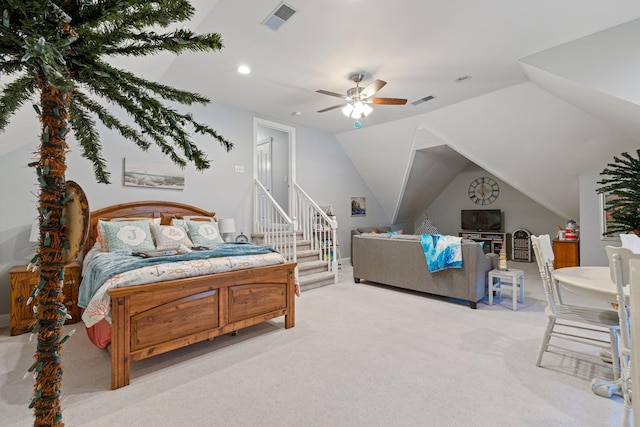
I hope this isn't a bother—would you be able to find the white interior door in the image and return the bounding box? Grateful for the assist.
[254,118,296,229]
[257,138,272,192]
[257,138,272,226]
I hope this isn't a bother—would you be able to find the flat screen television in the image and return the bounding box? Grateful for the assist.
[461,209,502,232]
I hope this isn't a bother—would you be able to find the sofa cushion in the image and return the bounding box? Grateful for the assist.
[390,234,421,241]
[357,226,392,234]
[357,227,376,233]
[360,233,391,239]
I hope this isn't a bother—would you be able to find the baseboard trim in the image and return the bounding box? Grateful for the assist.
[0,313,9,328]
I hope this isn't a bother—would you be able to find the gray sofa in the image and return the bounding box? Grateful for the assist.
[352,234,497,308]
[350,225,392,265]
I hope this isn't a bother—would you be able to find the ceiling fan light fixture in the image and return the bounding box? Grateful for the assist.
[341,103,354,117]
[350,101,372,119]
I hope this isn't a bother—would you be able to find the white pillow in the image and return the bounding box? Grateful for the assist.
[151,223,194,250]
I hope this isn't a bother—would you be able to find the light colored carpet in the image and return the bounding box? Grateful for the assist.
[0,261,624,426]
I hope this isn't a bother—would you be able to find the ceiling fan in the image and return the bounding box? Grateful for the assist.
[316,73,407,119]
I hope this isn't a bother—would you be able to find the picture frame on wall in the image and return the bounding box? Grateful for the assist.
[123,158,185,190]
[600,192,619,240]
[351,197,366,216]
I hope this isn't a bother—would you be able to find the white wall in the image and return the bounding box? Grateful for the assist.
[0,102,381,319]
[337,82,637,225]
[579,174,619,266]
[426,164,566,240]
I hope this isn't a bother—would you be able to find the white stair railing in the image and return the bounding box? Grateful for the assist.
[253,179,297,264]
[294,183,338,283]
[253,180,339,285]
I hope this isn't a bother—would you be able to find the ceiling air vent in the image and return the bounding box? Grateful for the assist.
[263,2,297,31]
[411,96,435,106]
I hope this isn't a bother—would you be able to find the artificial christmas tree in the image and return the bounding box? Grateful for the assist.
[597,149,640,237]
[0,1,231,425]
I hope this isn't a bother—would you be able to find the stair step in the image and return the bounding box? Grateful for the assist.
[299,271,336,292]
[298,259,330,275]
[297,249,320,261]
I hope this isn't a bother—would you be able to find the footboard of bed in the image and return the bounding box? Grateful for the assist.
[108,262,296,389]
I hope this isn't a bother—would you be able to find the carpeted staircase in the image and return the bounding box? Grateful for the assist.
[251,231,337,291]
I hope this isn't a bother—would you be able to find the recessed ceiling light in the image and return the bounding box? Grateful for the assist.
[237,65,251,75]
[455,75,471,83]
[292,111,302,116]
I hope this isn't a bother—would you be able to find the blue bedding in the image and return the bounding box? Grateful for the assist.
[420,234,462,272]
[79,242,278,308]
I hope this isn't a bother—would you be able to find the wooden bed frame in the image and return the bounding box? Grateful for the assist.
[84,201,296,389]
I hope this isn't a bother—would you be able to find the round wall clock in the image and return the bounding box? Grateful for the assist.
[468,177,499,205]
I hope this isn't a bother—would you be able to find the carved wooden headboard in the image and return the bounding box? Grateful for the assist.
[84,201,215,255]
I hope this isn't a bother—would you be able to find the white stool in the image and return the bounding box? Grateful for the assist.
[488,268,524,310]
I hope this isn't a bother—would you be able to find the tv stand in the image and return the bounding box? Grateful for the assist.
[459,231,512,259]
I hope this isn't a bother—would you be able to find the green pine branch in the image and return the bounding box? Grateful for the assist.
[68,100,111,184]
[596,149,640,235]
[0,73,36,130]
[0,0,232,183]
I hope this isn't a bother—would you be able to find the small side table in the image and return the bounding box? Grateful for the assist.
[9,262,81,335]
[488,268,524,311]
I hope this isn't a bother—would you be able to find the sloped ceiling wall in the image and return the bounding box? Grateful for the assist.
[336,19,640,225]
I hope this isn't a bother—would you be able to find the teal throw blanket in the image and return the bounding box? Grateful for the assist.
[420,234,463,272]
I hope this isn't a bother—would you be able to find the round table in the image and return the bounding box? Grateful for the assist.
[552,266,629,304]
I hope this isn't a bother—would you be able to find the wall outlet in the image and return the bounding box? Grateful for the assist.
[235,165,245,173]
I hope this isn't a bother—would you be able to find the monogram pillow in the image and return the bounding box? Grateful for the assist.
[186,220,224,247]
[99,220,156,252]
[97,217,160,251]
[150,223,194,250]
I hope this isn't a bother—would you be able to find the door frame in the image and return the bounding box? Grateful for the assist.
[253,118,296,215]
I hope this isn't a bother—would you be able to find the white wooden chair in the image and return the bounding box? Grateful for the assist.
[605,245,634,427]
[531,235,620,379]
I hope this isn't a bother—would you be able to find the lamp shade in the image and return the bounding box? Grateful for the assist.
[29,220,39,243]
[218,218,236,234]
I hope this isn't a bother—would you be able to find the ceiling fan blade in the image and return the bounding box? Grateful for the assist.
[369,97,408,105]
[317,103,348,113]
[360,79,386,98]
[316,90,348,99]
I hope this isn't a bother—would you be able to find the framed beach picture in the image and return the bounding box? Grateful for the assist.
[600,192,620,240]
[123,158,185,190]
[351,197,366,216]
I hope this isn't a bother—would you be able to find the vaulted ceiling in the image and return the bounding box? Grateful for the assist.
[3,1,640,224]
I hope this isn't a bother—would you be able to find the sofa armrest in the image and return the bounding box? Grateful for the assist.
[484,253,499,270]
[464,245,499,303]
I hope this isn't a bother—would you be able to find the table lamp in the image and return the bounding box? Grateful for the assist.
[29,220,39,244]
[218,218,236,242]
[27,220,39,268]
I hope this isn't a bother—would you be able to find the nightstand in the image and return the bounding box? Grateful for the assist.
[553,239,580,269]
[9,261,81,336]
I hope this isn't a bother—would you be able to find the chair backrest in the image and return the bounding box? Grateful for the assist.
[605,245,634,285]
[531,234,558,313]
[533,234,554,266]
[605,245,634,350]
